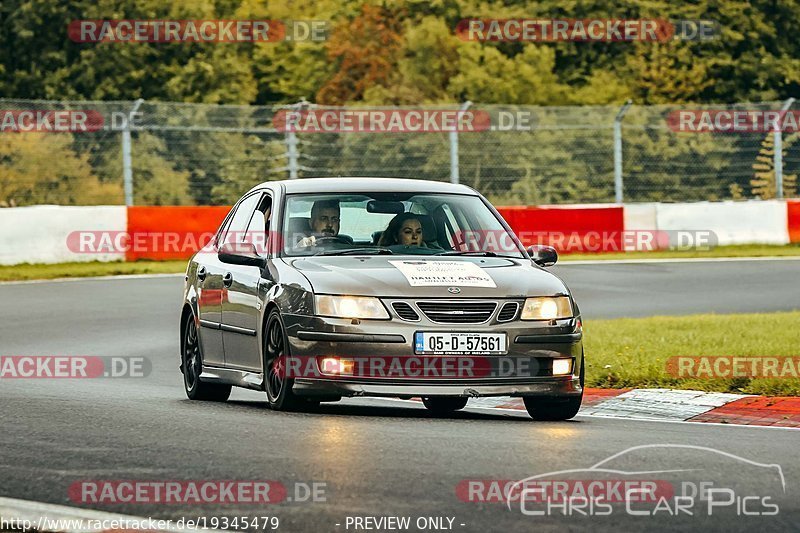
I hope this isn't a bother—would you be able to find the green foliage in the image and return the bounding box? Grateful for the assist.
[209,136,286,204]
[0,133,122,205]
[96,133,193,205]
[751,133,798,199]
[2,0,799,105]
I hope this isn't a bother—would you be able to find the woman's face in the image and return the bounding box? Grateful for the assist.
[397,219,423,246]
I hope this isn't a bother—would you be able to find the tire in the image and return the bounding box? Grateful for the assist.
[182,318,231,402]
[523,396,582,421]
[263,309,305,411]
[422,397,469,414]
[523,351,585,421]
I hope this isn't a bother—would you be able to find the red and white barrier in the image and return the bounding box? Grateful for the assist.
[497,204,624,252]
[788,200,800,243]
[0,206,126,265]
[0,199,797,265]
[126,206,230,261]
[653,200,789,245]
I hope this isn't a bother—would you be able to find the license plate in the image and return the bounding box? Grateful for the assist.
[414,332,507,355]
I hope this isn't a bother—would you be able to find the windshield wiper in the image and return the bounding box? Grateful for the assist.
[436,250,498,257]
[315,247,394,256]
[435,250,524,259]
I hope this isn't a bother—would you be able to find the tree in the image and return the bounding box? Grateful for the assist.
[210,136,286,204]
[94,132,193,205]
[0,132,122,205]
[751,133,798,199]
[623,42,713,104]
[447,44,568,105]
[316,4,404,105]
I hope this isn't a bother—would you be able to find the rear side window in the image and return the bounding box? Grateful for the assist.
[245,195,273,256]
[220,193,261,246]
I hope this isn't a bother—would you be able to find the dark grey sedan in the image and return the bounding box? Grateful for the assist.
[180,178,584,420]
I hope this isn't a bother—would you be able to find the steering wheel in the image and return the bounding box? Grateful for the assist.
[312,235,348,245]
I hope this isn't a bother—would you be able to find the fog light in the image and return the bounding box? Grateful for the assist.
[552,359,572,376]
[319,357,355,376]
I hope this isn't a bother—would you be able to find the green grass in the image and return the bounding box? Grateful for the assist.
[560,243,800,261]
[584,311,800,396]
[0,260,188,281]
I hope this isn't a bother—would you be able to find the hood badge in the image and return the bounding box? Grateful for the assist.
[447,287,461,294]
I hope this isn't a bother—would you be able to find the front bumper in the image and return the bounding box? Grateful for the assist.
[293,376,582,398]
[283,313,583,399]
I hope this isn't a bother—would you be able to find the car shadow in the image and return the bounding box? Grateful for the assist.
[217,398,583,424]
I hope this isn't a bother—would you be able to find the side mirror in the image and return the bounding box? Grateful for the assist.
[527,245,558,267]
[218,241,266,268]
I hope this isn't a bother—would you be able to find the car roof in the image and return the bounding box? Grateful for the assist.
[250,177,477,195]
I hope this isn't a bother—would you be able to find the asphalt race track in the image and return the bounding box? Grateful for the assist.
[1,258,799,532]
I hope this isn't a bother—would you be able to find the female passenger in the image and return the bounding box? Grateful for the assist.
[378,213,426,247]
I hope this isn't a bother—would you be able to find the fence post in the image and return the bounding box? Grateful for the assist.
[774,97,795,200]
[450,101,472,184]
[613,100,632,204]
[122,98,144,206]
[284,99,308,179]
[286,131,299,179]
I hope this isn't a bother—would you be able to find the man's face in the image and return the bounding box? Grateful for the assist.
[311,207,340,236]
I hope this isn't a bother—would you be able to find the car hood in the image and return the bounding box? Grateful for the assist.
[285,256,569,298]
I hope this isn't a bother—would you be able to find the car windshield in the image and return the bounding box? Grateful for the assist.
[281,192,525,258]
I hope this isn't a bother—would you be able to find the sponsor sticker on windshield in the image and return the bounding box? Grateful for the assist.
[389,260,496,288]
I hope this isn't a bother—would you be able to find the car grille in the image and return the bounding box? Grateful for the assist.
[416,300,498,324]
[392,302,420,321]
[497,302,520,322]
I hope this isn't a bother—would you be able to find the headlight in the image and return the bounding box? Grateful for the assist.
[315,295,390,320]
[520,296,573,320]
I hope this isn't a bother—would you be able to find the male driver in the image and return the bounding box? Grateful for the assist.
[297,199,341,247]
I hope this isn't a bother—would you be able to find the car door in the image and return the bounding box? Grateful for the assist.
[195,218,233,368]
[220,192,272,371]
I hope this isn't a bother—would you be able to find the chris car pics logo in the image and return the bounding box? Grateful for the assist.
[503,444,785,517]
